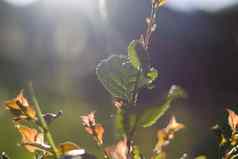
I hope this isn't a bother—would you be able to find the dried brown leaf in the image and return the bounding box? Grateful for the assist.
[165,116,185,133]
[4,90,37,121]
[105,137,128,159]
[154,116,184,153]
[94,124,104,145]
[227,109,238,132]
[80,112,96,127]
[17,125,48,153]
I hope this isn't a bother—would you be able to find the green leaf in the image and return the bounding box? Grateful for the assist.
[139,97,172,128]
[128,40,141,70]
[167,85,187,99]
[146,67,159,83]
[138,85,186,128]
[96,55,149,101]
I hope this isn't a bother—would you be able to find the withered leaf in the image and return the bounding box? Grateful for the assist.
[16,125,49,153]
[80,112,96,127]
[165,116,185,133]
[104,137,128,159]
[154,116,184,153]
[94,124,104,145]
[83,124,104,145]
[154,129,169,153]
[81,112,104,145]
[227,109,238,132]
[4,90,37,121]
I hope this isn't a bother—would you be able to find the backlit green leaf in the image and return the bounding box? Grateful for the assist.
[146,67,159,83]
[96,55,150,101]
[139,85,186,128]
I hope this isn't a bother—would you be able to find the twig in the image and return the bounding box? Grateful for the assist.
[126,0,163,157]
[28,82,60,158]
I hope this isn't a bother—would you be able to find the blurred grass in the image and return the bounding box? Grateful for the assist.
[0,87,217,159]
[0,87,112,159]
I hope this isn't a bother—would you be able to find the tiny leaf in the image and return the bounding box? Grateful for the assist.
[139,85,186,128]
[146,67,159,83]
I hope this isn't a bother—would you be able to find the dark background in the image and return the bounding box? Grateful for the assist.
[0,0,238,158]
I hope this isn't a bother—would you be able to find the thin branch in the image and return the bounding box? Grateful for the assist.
[28,82,60,158]
[126,1,163,157]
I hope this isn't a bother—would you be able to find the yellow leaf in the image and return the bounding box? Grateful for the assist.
[153,0,166,7]
[158,0,166,6]
[230,133,238,146]
[220,134,227,146]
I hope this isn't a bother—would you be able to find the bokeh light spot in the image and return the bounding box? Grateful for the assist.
[3,0,39,7]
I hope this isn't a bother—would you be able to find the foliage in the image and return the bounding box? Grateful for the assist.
[213,109,238,159]
[1,0,214,159]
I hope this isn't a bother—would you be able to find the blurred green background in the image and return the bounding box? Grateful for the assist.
[1,0,238,158]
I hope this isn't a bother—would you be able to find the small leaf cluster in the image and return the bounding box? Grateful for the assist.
[95,0,188,158]
[213,109,238,159]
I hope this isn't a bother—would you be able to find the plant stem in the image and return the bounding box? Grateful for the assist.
[28,83,60,158]
[126,0,162,157]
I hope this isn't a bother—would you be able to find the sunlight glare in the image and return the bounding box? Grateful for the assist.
[45,0,95,10]
[99,0,108,21]
[167,0,238,12]
[3,0,39,6]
